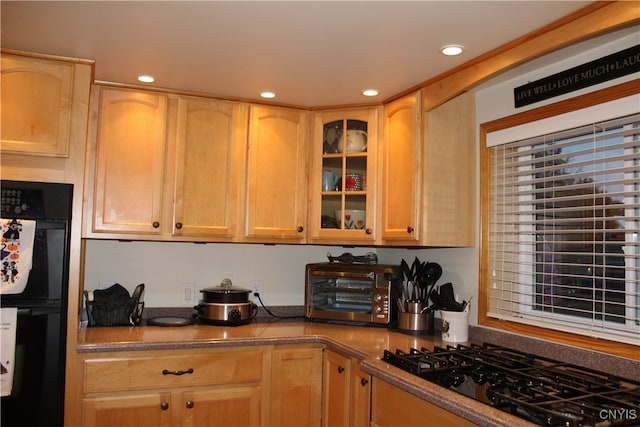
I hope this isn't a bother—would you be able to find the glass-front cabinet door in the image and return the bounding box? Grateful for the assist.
[308,108,379,244]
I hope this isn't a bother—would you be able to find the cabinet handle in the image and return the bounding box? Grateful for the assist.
[160,402,169,411]
[360,378,369,386]
[338,366,345,374]
[162,368,194,376]
[175,222,183,229]
[365,228,372,235]
[185,401,194,409]
[407,226,414,233]
[296,226,304,233]
[152,221,160,229]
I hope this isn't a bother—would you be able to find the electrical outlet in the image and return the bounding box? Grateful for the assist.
[249,280,264,297]
[180,283,196,306]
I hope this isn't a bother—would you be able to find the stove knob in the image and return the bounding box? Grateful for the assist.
[448,370,465,387]
[228,309,242,321]
[471,367,487,385]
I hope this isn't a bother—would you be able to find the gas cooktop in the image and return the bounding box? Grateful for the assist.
[383,343,640,427]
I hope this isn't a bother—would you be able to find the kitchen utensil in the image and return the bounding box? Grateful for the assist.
[334,209,365,229]
[441,309,469,342]
[400,259,412,281]
[322,170,338,191]
[406,301,423,313]
[147,316,193,327]
[344,173,362,191]
[196,301,258,325]
[432,282,465,311]
[326,252,378,264]
[397,311,434,334]
[196,279,257,325]
[337,129,367,153]
[200,279,252,304]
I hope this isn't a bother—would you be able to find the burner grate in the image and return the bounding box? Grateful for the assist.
[383,343,640,427]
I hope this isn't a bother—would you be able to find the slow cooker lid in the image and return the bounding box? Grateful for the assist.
[201,278,250,294]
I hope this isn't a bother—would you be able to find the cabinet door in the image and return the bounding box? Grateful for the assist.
[271,346,323,427]
[245,105,308,242]
[322,349,351,427]
[350,364,371,427]
[1,54,74,157]
[170,96,247,239]
[381,92,421,244]
[91,87,168,235]
[371,378,478,427]
[181,387,261,427]
[83,392,172,427]
[309,108,379,244]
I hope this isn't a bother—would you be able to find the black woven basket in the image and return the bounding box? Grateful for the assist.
[85,283,145,327]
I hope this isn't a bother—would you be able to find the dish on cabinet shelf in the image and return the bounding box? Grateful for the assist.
[334,209,365,229]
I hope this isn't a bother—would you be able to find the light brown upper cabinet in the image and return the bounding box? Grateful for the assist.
[85,86,247,241]
[1,53,86,157]
[86,86,168,236]
[244,105,309,243]
[308,107,380,245]
[168,96,248,240]
[421,91,475,247]
[380,92,422,244]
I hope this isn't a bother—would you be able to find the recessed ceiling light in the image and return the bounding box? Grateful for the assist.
[137,74,155,83]
[441,45,463,56]
[362,89,379,97]
[260,91,276,99]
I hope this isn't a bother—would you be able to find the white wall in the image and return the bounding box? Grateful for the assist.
[84,240,374,307]
[84,239,479,321]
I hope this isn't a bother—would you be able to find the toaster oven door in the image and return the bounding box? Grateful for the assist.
[306,271,376,323]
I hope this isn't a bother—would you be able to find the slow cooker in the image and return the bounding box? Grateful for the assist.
[195,279,257,325]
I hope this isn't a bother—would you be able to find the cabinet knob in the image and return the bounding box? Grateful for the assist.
[160,402,169,411]
[152,221,160,229]
[338,366,345,374]
[365,228,372,235]
[185,401,194,409]
[175,222,183,229]
[296,226,304,233]
[360,378,369,386]
[407,226,414,233]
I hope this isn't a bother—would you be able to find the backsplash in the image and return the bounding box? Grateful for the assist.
[83,240,479,319]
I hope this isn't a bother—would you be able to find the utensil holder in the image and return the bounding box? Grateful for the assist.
[440,309,469,342]
[397,311,434,335]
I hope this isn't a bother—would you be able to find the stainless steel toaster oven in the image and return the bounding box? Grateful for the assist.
[304,263,402,325]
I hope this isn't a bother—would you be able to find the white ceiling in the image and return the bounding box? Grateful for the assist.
[1,1,599,107]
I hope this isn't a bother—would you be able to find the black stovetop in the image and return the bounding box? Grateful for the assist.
[383,343,640,427]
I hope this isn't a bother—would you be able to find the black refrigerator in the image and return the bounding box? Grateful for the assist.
[1,180,72,427]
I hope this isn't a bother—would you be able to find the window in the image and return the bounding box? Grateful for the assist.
[482,91,640,346]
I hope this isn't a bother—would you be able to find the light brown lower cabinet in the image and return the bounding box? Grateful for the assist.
[322,349,371,427]
[371,378,478,427]
[83,387,261,427]
[270,345,323,427]
[80,345,472,427]
[80,347,265,427]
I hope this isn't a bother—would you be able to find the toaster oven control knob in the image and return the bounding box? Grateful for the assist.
[374,294,383,302]
[375,305,383,313]
[228,309,242,321]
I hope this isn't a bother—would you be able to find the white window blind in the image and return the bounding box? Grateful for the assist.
[487,108,640,345]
